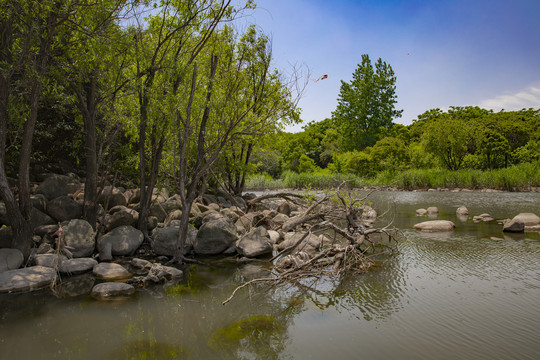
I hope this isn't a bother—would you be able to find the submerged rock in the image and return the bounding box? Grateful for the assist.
[413,220,455,232]
[456,206,469,215]
[91,282,134,300]
[416,208,428,216]
[473,213,494,222]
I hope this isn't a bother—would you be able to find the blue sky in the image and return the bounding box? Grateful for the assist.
[242,0,540,131]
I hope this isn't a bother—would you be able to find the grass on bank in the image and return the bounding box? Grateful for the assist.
[246,161,540,191]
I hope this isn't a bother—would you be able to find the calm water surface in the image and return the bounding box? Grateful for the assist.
[1,191,539,359]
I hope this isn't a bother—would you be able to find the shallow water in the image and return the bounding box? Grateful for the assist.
[1,191,539,359]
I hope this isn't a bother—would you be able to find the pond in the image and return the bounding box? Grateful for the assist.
[1,191,539,359]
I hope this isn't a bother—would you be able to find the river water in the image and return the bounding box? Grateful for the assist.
[1,191,539,359]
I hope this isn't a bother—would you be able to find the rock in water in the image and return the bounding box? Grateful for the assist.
[0,248,24,273]
[236,226,273,257]
[91,282,135,300]
[194,217,237,255]
[413,220,455,232]
[93,262,131,281]
[0,266,57,293]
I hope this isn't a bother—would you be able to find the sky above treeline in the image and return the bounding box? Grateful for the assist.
[241,0,540,131]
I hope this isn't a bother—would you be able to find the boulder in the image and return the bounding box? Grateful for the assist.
[456,206,469,215]
[413,220,455,232]
[511,213,540,226]
[46,196,82,222]
[93,262,131,281]
[31,194,47,213]
[164,210,183,226]
[473,213,494,222]
[0,266,57,293]
[503,218,525,233]
[0,248,23,273]
[97,225,143,258]
[361,205,377,220]
[151,225,197,256]
[30,207,56,229]
[220,208,240,223]
[99,186,127,209]
[235,213,256,233]
[149,203,167,223]
[59,258,98,275]
[277,232,320,251]
[236,226,273,258]
[143,263,183,284]
[267,230,281,244]
[63,219,96,258]
[103,208,138,232]
[277,202,291,216]
[194,216,237,255]
[272,213,289,226]
[416,208,428,216]
[427,206,439,214]
[91,282,135,300]
[33,253,67,268]
[35,174,71,200]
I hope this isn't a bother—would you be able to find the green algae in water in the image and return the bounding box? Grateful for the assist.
[107,339,189,360]
[208,315,283,359]
[165,265,209,296]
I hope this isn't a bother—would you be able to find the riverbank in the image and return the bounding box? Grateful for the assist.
[246,162,540,192]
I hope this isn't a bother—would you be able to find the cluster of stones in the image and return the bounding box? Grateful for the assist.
[413,204,540,234]
[1,173,379,296]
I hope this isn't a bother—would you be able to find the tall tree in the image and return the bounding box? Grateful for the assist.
[332,54,402,150]
[0,0,76,257]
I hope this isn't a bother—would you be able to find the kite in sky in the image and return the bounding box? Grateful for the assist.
[311,74,328,82]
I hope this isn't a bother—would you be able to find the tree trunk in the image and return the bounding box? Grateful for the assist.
[81,77,99,229]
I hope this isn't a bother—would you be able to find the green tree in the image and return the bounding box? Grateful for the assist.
[332,54,402,150]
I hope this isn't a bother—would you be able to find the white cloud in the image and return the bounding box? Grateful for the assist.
[478,85,540,111]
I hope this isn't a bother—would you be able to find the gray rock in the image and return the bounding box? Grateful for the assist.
[278,232,320,251]
[164,210,183,226]
[267,230,281,244]
[361,205,377,220]
[46,196,82,222]
[99,186,127,209]
[99,242,113,261]
[63,219,96,257]
[35,174,71,200]
[33,253,67,268]
[151,225,197,256]
[59,258,98,275]
[220,208,240,223]
[503,218,525,233]
[413,220,455,232]
[0,266,57,293]
[427,206,439,214]
[0,248,23,273]
[149,203,167,223]
[277,202,291,216]
[93,262,131,280]
[30,207,56,229]
[456,206,469,215]
[201,211,223,224]
[31,194,47,213]
[511,213,540,226]
[97,225,143,257]
[91,282,135,300]
[272,213,289,225]
[236,226,273,257]
[416,208,428,216]
[144,263,183,284]
[130,258,152,270]
[103,208,138,232]
[473,213,494,222]
[194,216,237,255]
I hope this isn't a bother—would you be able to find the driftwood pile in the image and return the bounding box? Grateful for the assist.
[223,184,400,304]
